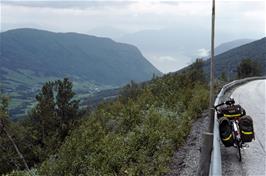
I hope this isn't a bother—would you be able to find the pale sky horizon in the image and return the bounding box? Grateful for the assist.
[1,0,265,73]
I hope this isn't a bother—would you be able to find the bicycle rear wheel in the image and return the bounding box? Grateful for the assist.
[237,141,242,162]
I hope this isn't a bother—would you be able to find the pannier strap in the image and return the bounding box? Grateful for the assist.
[241,131,253,135]
[222,134,232,141]
[224,114,241,118]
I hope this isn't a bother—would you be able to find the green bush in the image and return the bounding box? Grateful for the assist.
[38,60,209,175]
[2,169,37,176]
[2,60,208,175]
[237,58,262,79]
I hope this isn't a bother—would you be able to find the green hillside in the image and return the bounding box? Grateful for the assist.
[0,59,208,175]
[214,39,254,56]
[38,60,208,175]
[203,37,266,78]
[0,28,161,117]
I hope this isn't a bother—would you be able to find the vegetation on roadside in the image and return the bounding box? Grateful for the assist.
[237,58,262,79]
[0,78,81,174]
[1,59,209,175]
[39,59,209,175]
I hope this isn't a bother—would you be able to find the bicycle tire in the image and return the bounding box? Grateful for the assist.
[237,141,242,162]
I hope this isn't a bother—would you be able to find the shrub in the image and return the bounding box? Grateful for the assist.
[39,60,209,175]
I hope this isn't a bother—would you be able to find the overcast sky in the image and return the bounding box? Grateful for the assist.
[2,0,265,33]
[1,0,265,72]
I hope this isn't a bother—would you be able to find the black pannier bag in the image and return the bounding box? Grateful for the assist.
[221,105,244,119]
[219,117,234,147]
[239,115,254,142]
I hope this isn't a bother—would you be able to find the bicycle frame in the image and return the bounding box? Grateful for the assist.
[215,103,244,161]
[231,119,241,141]
[230,118,242,161]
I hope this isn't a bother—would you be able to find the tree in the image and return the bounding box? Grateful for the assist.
[31,78,80,141]
[0,78,80,173]
[220,71,227,82]
[237,58,262,79]
[28,78,80,161]
[0,94,9,126]
[55,78,80,140]
[120,80,142,101]
[32,81,56,147]
[185,58,206,85]
[0,94,31,174]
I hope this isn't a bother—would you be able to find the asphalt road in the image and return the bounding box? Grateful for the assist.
[221,80,266,176]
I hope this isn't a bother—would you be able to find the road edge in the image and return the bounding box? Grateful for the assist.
[209,76,266,176]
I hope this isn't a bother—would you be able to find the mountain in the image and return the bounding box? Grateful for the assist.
[116,27,211,73]
[201,39,255,60]
[116,25,263,73]
[87,26,127,39]
[116,27,255,73]
[118,27,211,57]
[214,39,255,56]
[0,28,161,117]
[203,37,266,78]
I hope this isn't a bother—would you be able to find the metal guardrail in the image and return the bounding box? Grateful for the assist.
[209,76,266,176]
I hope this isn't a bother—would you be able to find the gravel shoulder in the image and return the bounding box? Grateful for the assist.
[166,111,209,176]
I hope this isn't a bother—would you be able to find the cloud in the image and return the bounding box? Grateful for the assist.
[1,1,210,17]
[2,1,133,10]
[158,56,176,62]
[243,10,265,21]
[0,1,209,33]
[128,1,210,16]
[1,2,135,32]
[145,53,192,73]
[196,48,209,58]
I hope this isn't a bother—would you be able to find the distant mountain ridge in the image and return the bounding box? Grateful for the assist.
[0,28,161,117]
[214,39,255,56]
[0,28,160,85]
[203,37,266,78]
